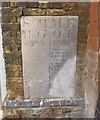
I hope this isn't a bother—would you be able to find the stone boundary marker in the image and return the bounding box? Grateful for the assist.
[4,98,84,108]
[1,2,90,118]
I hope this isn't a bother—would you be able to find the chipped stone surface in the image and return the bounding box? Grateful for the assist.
[21,16,78,99]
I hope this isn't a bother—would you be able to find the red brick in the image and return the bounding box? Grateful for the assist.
[88,2,99,53]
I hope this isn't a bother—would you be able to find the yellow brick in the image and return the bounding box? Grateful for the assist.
[46,9,64,16]
[10,2,17,7]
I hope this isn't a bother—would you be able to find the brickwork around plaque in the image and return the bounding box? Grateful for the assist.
[1,2,90,100]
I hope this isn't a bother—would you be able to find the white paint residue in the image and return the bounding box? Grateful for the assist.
[50,56,76,99]
[40,100,43,107]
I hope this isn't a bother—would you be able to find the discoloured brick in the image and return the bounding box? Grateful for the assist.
[39,2,49,9]
[2,2,10,7]
[3,32,11,40]
[10,2,17,8]
[2,15,11,23]
[63,3,74,9]
[46,9,64,15]
[23,8,46,16]
[26,2,38,8]
[17,2,27,8]
[10,8,22,17]
[4,52,22,65]
[50,2,64,9]
[2,8,11,15]
[2,24,20,31]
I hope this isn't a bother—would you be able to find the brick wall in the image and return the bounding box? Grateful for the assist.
[95,1,100,118]
[2,1,100,118]
[1,2,93,118]
[1,2,90,100]
[85,2,99,118]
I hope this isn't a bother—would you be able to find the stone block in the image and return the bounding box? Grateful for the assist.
[10,8,22,17]
[60,100,66,107]
[66,99,84,106]
[3,39,12,53]
[5,53,13,65]
[50,2,64,9]
[80,3,90,10]
[10,17,18,23]
[6,67,21,77]
[39,2,49,9]
[2,2,10,7]
[17,2,27,8]
[64,2,74,10]
[23,8,46,16]
[3,46,12,54]
[31,99,41,107]
[2,23,20,31]
[2,8,11,15]
[78,32,87,41]
[10,2,17,8]
[20,101,32,108]
[43,100,60,107]
[6,101,21,108]
[26,2,38,8]
[4,52,22,65]
[2,32,11,40]
[2,15,10,23]
[46,9,64,15]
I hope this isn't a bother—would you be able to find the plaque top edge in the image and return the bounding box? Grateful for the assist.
[21,16,79,19]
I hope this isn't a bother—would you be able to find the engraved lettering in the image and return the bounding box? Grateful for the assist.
[59,19,61,28]
[38,19,41,28]
[21,16,78,98]
[52,19,56,28]
[45,19,47,28]
[54,30,61,38]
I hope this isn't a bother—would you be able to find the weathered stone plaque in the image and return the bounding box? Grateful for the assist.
[21,16,78,98]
